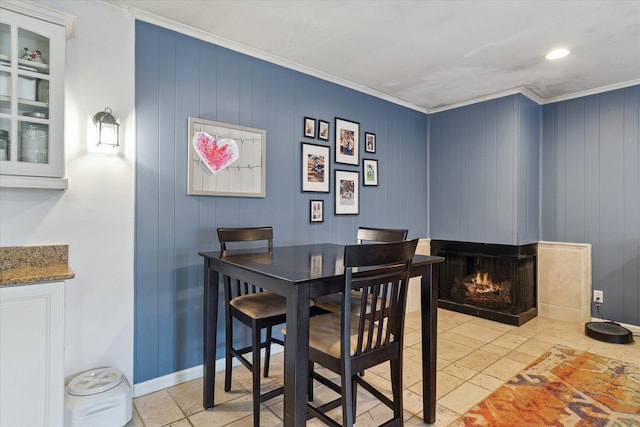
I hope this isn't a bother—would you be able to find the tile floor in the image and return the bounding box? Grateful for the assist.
[127,309,639,426]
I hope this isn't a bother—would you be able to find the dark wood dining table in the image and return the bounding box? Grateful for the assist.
[199,243,444,426]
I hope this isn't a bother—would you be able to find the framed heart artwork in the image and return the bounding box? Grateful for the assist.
[187,117,266,197]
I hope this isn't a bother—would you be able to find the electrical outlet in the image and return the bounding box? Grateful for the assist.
[593,290,604,304]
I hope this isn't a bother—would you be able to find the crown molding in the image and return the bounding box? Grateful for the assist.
[108,2,429,114]
[426,88,543,114]
[1,0,76,40]
[541,79,640,105]
[105,1,640,115]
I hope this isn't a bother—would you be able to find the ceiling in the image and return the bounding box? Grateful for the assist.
[111,0,640,112]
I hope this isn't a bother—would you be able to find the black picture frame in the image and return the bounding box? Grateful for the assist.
[363,159,378,186]
[335,117,360,165]
[301,142,330,192]
[318,120,330,141]
[335,169,359,215]
[364,132,376,153]
[310,200,324,222]
[304,117,316,138]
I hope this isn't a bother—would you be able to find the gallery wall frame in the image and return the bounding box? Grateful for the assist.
[301,142,330,192]
[318,120,330,141]
[363,159,378,186]
[364,132,376,153]
[187,117,266,197]
[310,200,324,222]
[335,169,359,215]
[304,117,316,138]
[335,117,359,165]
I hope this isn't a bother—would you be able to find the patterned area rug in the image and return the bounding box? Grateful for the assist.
[456,345,640,426]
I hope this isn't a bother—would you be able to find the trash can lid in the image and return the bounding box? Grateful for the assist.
[67,367,124,396]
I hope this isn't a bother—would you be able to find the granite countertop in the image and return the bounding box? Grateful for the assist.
[0,244,75,286]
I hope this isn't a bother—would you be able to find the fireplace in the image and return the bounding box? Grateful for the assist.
[431,240,537,326]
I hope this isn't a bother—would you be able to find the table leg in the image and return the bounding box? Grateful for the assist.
[283,285,310,426]
[421,265,438,424]
[203,261,219,409]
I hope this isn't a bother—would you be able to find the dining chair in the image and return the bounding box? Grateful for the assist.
[304,239,419,427]
[217,226,285,427]
[356,226,408,244]
[314,226,408,314]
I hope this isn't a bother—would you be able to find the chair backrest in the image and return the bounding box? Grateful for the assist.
[217,227,273,298]
[217,226,273,251]
[342,239,418,360]
[356,227,408,244]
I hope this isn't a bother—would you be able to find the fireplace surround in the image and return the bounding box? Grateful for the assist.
[431,240,538,326]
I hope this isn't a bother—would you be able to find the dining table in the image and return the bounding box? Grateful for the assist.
[199,243,444,426]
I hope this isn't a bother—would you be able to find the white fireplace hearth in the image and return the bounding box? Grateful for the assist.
[537,241,592,324]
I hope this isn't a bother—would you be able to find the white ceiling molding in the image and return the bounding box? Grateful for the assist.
[110,1,640,114]
[2,0,77,40]
[540,79,640,105]
[118,4,430,114]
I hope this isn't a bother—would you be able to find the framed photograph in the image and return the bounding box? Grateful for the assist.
[363,159,378,186]
[364,132,376,153]
[301,142,330,192]
[335,169,359,215]
[304,117,316,138]
[187,117,266,197]
[335,117,359,165]
[318,120,330,141]
[310,200,324,223]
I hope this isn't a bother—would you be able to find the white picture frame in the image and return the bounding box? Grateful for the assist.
[188,117,266,197]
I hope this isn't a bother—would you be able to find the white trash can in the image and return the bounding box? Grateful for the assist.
[64,367,132,427]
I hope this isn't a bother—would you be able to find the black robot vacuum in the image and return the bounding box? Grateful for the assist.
[585,321,634,344]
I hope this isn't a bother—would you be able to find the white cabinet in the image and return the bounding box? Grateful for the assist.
[0,281,65,426]
[0,2,75,189]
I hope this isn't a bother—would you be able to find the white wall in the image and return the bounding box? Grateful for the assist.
[0,1,135,384]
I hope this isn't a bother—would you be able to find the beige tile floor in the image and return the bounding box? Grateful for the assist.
[127,309,639,427]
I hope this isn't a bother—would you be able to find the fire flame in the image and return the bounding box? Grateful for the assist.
[467,271,501,293]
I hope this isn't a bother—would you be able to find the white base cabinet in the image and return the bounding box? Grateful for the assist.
[0,281,65,426]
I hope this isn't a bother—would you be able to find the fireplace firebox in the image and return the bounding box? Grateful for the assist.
[431,240,537,326]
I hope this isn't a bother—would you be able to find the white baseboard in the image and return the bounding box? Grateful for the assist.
[133,364,205,398]
[133,345,284,398]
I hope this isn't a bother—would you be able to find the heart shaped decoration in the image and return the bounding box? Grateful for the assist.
[193,131,240,174]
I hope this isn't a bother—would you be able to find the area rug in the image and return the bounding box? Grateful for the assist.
[455,345,640,426]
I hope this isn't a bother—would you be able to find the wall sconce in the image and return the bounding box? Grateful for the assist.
[93,107,120,147]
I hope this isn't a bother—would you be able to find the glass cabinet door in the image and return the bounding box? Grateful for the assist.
[17,27,51,165]
[0,8,64,179]
[0,21,11,162]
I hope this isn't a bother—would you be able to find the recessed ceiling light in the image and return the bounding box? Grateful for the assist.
[545,48,571,60]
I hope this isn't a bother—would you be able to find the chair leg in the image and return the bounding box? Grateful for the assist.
[307,361,314,401]
[263,326,272,378]
[341,370,354,427]
[224,315,233,392]
[390,358,403,420]
[252,323,261,427]
[351,375,357,424]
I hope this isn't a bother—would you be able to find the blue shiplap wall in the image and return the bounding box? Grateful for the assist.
[541,86,640,326]
[134,22,429,383]
[429,95,541,245]
[134,20,640,385]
